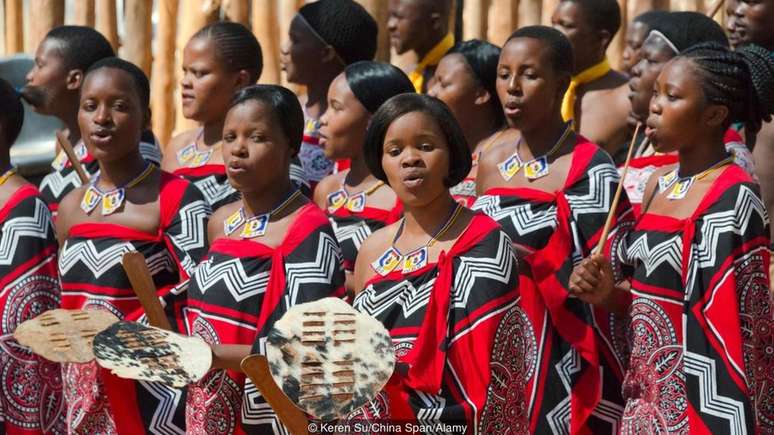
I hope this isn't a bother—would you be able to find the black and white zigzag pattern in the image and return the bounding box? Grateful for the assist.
[39,169,87,199]
[452,231,515,309]
[0,198,53,266]
[193,257,270,302]
[241,380,291,435]
[354,278,436,319]
[684,352,746,434]
[330,218,371,250]
[283,232,341,307]
[139,141,162,165]
[565,164,618,220]
[472,195,557,236]
[626,233,683,276]
[59,240,135,278]
[546,349,581,435]
[168,200,209,275]
[139,381,185,435]
[192,175,237,208]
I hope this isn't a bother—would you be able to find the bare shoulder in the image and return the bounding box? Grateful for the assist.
[207,201,241,243]
[313,171,346,209]
[162,129,199,170]
[352,221,400,294]
[479,131,519,169]
[641,163,677,210]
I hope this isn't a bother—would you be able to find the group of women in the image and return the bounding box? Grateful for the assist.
[0,0,773,433]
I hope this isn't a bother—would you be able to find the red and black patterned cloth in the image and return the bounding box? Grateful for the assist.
[618,165,772,433]
[183,203,345,434]
[0,185,65,434]
[328,199,402,272]
[58,172,209,434]
[351,213,520,434]
[473,138,634,434]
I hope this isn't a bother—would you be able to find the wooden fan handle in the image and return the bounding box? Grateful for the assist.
[595,123,643,255]
[241,355,310,435]
[122,252,173,331]
[55,131,90,184]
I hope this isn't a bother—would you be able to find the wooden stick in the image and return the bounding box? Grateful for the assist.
[241,355,310,435]
[707,0,725,18]
[55,131,90,184]
[595,123,642,255]
[121,252,173,331]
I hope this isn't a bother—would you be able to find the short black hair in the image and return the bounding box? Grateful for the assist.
[447,39,505,127]
[364,94,471,187]
[229,84,305,154]
[298,0,378,65]
[86,57,150,109]
[632,10,668,28]
[561,0,621,42]
[0,78,24,147]
[44,25,115,71]
[680,42,774,135]
[344,61,414,114]
[191,21,263,82]
[506,26,574,83]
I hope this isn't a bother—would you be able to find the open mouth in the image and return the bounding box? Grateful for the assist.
[401,171,425,189]
[90,129,114,145]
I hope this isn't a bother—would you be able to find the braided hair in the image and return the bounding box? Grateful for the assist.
[192,21,263,82]
[680,42,774,135]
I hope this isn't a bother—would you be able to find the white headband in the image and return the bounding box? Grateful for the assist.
[644,30,680,55]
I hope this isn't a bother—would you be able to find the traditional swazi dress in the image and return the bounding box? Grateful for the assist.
[0,180,65,434]
[58,172,210,434]
[351,213,520,434]
[472,138,634,434]
[39,131,162,217]
[325,182,402,272]
[183,203,345,434]
[173,133,311,211]
[617,164,773,434]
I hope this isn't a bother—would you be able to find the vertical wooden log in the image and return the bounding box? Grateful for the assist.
[629,0,668,18]
[73,0,95,26]
[173,0,219,135]
[253,0,280,84]
[542,0,560,25]
[488,0,518,46]
[670,0,704,11]
[124,0,152,76]
[27,0,64,53]
[519,0,542,27]
[224,0,250,25]
[96,0,119,50]
[355,0,390,61]
[4,0,24,54]
[463,0,489,40]
[151,0,178,147]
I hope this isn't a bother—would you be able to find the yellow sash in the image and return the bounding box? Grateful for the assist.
[409,33,455,93]
[561,58,611,123]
